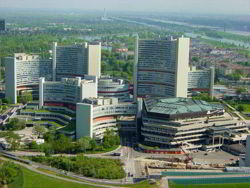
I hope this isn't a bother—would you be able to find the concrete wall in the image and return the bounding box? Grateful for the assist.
[5,57,16,104]
[76,103,93,139]
[81,81,98,100]
[88,43,101,78]
[175,37,189,98]
[39,77,45,108]
[52,42,57,81]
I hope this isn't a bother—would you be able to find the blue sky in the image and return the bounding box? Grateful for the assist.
[0,0,249,15]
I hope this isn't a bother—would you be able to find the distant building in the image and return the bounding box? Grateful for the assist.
[0,19,5,31]
[53,42,101,81]
[5,53,52,104]
[98,76,131,102]
[39,76,97,110]
[76,97,137,140]
[134,36,190,100]
[101,8,111,21]
[188,66,215,97]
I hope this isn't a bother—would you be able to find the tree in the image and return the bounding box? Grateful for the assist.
[43,132,55,143]
[2,98,10,104]
[17,92,33,104]
[192,56,199,62]
[76,137,91,152]
[103,129,120,149]
[33,125,46,138]
[227,73,241,81]
[42,143,54,157]
[90,139,97,151]
[0,162,19,184]
[7,118,26,130]
[236,87,247,95]
[28,141,38,150]
[52,134,73,153]
[5,132,21,151]
[237,105,245,112]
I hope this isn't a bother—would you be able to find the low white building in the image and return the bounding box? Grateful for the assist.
[39,76,97,110]
[98,75,131,102]
[76,97,137,140]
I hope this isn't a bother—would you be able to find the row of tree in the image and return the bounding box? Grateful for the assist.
[30,155,125,179]
[41,129,120,156]
[101,50,134,81]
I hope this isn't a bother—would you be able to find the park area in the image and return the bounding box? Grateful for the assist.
[0,161,158,188]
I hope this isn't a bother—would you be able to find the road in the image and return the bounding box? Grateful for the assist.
[122,146,136,180]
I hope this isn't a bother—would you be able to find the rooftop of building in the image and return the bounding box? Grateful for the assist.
[42,77,96,86]
[14,53,40,61]
[139,35,189,42]
[144,97,224,116]
[81,97,134,107]
[99,75,128,84]
[55,42,101,48]
[189,66,214,72]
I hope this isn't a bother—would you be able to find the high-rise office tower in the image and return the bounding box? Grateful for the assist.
[52,42,101,81]
[134,36,190,99]
[5,53,52,104]
[0,19,5,31]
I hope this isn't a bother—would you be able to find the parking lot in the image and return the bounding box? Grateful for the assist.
[190,150,239,165]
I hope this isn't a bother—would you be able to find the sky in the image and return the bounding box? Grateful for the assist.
[0,0,250,15]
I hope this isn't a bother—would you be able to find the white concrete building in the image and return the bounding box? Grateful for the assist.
[53,42,101,81]
[5,53,52,104]
[98,75,131,102]
[134,36,189,100]
[76,97,137,140]
[39,76,97,110]
[188,66,215,97]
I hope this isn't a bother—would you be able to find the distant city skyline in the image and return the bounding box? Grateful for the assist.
[0,0,250,15]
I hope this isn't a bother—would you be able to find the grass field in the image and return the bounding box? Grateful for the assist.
[8,167,102,188]
[37,167,159,188]
[6,166,158,188]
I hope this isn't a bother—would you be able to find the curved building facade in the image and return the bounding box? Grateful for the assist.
[76,97,137,140]
[98,76,130,102]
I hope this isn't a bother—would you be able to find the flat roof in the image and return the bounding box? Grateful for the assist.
[144,97,224,116]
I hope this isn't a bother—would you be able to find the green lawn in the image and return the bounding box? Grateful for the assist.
[169,183,250,188]
[36,168,159,188]
[8,167,102,188]
[26,120,63,127]
[7,166,158,188]
[126,181,159,188]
